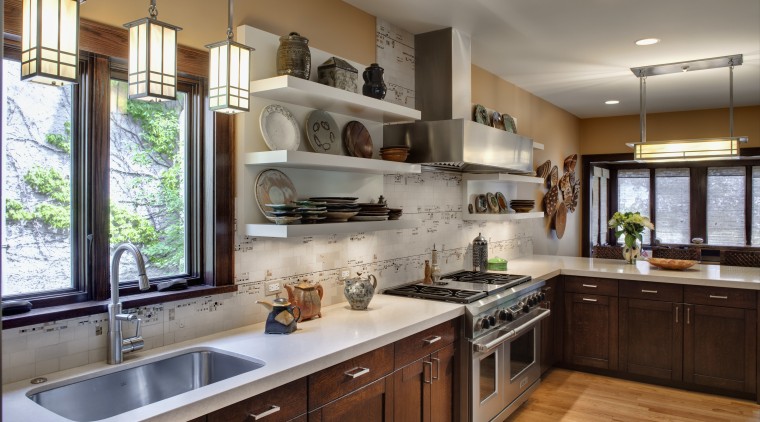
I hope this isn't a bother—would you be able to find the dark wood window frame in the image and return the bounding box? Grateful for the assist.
[581,148,760,258]
[2,5,236,328]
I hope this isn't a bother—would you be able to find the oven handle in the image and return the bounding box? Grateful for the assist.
[471,308,551,353]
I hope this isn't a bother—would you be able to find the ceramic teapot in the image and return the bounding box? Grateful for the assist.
[285,280,323,321]
[344,272,378,310]
[256,296,301,334]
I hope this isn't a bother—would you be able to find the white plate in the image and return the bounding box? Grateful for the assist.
[260,104,300,151]
[306,110,344,155]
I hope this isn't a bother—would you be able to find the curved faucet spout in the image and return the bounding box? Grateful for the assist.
[111,243,150,305]
[108,243,150,364]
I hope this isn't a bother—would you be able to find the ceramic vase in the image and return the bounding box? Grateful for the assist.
[277,32,311,79]
[622,241,641,264]
[362,63,387,99]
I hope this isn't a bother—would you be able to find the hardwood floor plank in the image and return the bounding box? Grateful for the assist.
[505,369,760,422]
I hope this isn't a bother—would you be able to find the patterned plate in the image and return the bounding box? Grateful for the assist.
[474,104,490,125]
[255,169,298,217]
[343,121,373,158]
[306,110,343,155]
[259,104,300,151]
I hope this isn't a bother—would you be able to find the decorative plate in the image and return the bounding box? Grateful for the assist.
[544,185,559,217]
[486,192,499,213]
[259,104,300,151]
[564,154,578,172]
[474,104,490,125]
[309,197,358,203]
[554,202,567,239]
[536,160,551,180]
[502,113,517,133]
[491,112,505,130]
[648,258,698,271]
[343,121,373,158]
[496,192,508,212]
[350,215,389,221]
[549,165,559,188]
[475,194,488,213]
[306,110,343,155]
[255,169,298,217]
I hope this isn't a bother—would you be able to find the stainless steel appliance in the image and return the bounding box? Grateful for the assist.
[384,270,550,421]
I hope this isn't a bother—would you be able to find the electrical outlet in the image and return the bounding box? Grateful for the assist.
[341,270,350,279]
[265,280,282,296]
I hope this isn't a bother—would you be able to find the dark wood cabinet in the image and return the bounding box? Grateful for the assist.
[619,298,683,381]
[564,291,618,370]
[308,376,394,422]
[393,342,456,422]
[206,378,307,422]
[540,277,562,374]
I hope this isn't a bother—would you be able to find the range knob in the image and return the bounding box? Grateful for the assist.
[539,292,547,301]
[476,318,490,331]
[498,309,508,321]
[505,310,514,321]
[487,315,496,326]
[522,301,530,313]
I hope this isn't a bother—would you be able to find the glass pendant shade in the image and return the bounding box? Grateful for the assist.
[21,0,80,85]
[207,39,252,114]
[632,138,741,162]
[124,16,182,101]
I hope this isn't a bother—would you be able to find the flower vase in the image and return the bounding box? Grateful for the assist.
[622,242,641,264]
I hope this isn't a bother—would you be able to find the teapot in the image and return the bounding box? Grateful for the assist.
[344,272,378,310]
[256,296,301,334]
[285,280,323,321]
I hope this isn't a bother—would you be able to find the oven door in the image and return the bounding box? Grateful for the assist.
[502,308,550,409]
[470,329,509,422]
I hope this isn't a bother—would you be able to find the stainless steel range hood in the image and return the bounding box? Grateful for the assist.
[383,28,534,174]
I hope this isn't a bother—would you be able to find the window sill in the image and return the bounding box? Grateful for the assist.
[1,284,238,329]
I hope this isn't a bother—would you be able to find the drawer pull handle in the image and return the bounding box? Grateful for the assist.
[423,360,433,384]
[582,298,597,302]
[431,357,441,381]
[709,295,728,300]
[675,305,679,324]
[423,335,442,345]
[686,307,691,325]
[250,405,280,420]
[582,284,597,288]
[345,367,370,379]
[641,289,658,294]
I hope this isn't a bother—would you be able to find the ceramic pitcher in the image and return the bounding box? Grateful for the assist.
[362,63,386,99]
[344,272,378,310]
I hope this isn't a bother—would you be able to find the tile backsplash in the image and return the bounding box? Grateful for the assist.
[2,170,537,384]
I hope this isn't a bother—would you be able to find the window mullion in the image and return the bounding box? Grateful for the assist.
[690,167,707,244]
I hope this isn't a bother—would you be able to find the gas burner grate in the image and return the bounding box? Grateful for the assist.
[441,270,530,286]
[384,284,487,304]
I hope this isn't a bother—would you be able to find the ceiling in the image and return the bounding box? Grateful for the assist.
[343,0,760,118]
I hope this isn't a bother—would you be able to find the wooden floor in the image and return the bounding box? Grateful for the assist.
[505,369,760,422]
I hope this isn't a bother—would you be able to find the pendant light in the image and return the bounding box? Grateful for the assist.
[628,54,748,162]
[206,0,253,114]
[124,0,182,101]
[21,0,80,86]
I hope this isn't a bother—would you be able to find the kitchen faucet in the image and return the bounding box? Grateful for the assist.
[107,243,151,364]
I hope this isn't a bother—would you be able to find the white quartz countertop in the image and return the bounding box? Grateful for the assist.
[2,295,463,421]
[3,255,758,421]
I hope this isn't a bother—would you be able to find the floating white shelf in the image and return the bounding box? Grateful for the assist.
[245,219,419,238]
[249,76,421,123]
[462,212,544,222]
[533,141,545,150]
[245,150,422,174]
[462,173,544,184]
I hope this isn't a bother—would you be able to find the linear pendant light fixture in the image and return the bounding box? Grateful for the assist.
[206,0,253,114]
[21,0,81,86]
[124,0,182,101]
[628,54,748,162]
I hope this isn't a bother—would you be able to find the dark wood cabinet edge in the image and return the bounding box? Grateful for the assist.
[2,284,237,329]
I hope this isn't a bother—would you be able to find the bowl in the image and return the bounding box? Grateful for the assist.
[647,258,698,271]
[380,151,409,162]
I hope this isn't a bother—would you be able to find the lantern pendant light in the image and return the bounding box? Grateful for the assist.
[124,0,182,101]
[21,0,80,86]
[206,0,253,114]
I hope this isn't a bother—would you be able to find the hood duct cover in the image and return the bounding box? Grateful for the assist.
[383,27,534,173]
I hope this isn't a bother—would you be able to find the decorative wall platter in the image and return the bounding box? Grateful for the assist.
[343,120,373,158]
[554,202,567,239]
[474,104,490,125]
[564,154,578,172]
[306,110,343,155]
[491,112,505,130]
[260,104,300,151]
[544,185,559,217]
[549,165,559,188]
[536,160,551,180]
[502,113,517,133]
[255,169,298,217]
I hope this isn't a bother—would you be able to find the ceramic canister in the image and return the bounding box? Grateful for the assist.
[473,233,488,272]
[276,32,311,79]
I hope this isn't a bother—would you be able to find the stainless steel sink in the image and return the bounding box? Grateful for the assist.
[28,348,265,421]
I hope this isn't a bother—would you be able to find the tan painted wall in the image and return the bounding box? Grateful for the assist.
[471,65,582,257]
[78,0,376,65]
[579,106,760,155]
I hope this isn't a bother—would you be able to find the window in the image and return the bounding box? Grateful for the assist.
[617,169,651,244]
[654,168,690,244]
[589,166,609,246]
[2,58,75,295]
[707,167,746,246]
[753,167,760,246]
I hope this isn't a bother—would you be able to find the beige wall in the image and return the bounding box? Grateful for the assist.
[579,106,760,155]
[78,0,376,65]
[471,65,582,257]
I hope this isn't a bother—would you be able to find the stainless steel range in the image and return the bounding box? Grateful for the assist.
[384,270,550,422]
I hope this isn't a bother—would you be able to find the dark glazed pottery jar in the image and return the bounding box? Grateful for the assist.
[277,32,311,79]
[362,63,387,99]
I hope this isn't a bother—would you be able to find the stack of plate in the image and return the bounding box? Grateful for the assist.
[294,200,327,224]
[510,200,535,213]
[352,203,390,221]
[309,197,360,222]
[263,203,302,225]
[388,208,403,220]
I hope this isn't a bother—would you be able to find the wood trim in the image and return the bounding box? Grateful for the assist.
[205,110,235,286]
[649,168,656,247]
[690,167,707,243]
[746,167,752,246]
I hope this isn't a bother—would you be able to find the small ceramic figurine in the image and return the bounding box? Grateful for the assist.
[256,296,301,334]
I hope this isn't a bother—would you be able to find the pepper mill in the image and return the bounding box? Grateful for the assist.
[473,233,488,272]
[431,244,441,283]
[423,260,433,284]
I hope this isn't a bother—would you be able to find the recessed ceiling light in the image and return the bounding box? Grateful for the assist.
[605,100,620,105]
[635,38,660,46]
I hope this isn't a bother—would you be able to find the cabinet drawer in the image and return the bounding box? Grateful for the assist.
[565,276,618,296]
[394,318,459,368]
[308,343,394,410]
[684,285,756,309]
[206,378,306,422]
[620,280,683,302]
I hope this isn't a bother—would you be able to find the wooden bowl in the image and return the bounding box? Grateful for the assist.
[647,258,698,271]
[380,151,409,162]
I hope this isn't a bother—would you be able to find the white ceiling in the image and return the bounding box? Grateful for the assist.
[343,0,760,118]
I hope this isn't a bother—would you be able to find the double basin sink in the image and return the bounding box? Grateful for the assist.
[27,348,265,421]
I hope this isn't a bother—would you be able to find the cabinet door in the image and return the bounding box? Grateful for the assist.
[207,378,307,422]
[430,343,456,422]
[540,277,561,374]
[309,376,394,422]
[393,357,428,422]
[564,293,618,370]
[619,298,683,381]
[684,304,757,394]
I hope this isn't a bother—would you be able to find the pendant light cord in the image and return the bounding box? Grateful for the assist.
[639,71,647,143]
[149,0,158,19]
[729,59,734,137]
[227,0,234,40]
